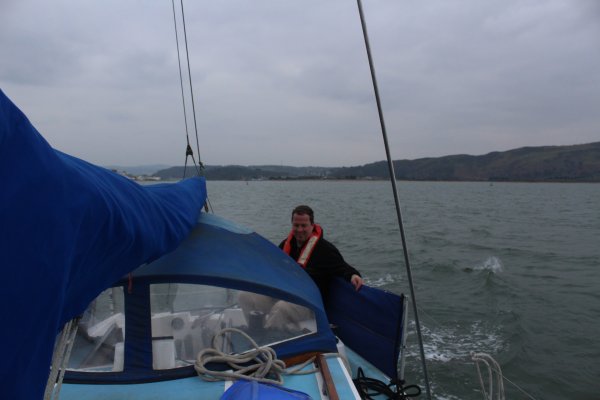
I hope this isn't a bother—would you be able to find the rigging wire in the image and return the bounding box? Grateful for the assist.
[179,0,204,173]
[170,0,193,172]
[171,0,213,214]
[171,0,202,179]
[354,1,432,399]
[496,373,539,400]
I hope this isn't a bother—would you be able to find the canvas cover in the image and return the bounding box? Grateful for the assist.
[65,213,337,383]
[136,213,337,355]
[325,278,406,380]
[0,89,206,399]
[133,213,333,315]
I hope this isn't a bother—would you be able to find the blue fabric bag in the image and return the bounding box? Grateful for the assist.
[220,380,312,400]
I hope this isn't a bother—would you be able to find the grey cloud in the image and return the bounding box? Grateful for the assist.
[1,0,598,166]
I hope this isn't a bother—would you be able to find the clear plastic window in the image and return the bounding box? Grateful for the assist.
[67,287,125,372]
[149,283,316,369]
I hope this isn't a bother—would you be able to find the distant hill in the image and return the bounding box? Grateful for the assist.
[105,164,170,176]
[154,165,333,181]
[154,142,600,182]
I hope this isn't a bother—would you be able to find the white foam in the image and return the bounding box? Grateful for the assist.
[432,394,463,400]
[473,256,503,273]
[406,321,504,362]
[365,273,402,288]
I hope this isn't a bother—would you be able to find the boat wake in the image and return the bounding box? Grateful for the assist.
[406,321,505,363]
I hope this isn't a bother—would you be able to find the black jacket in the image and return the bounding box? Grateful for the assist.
[279,236,361,298]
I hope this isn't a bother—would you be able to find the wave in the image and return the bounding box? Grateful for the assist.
[405,321,505,363]
[463,256,503,273]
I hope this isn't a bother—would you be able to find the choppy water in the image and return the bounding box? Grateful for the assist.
[205,180,599,400]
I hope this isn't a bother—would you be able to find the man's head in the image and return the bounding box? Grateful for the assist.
[291,205,314,224]
[291,205,314,246]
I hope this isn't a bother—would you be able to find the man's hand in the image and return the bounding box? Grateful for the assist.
[350,274,363,291]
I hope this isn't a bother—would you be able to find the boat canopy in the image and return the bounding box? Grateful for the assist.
[65,212,338,383]
[0,89,206,399]
[133,213,329,312]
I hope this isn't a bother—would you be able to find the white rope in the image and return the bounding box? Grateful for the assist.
[44,317,80,400]
[44,320,71,400]
[195,328,316,385]
[471,352,505,400]
[472,351,540,400]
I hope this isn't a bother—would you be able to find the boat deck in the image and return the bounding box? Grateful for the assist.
[59,353,362,399]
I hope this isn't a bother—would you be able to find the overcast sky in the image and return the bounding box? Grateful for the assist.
[1,0,599,167]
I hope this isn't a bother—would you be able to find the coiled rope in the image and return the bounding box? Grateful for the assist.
[195,328,316,385]
[353,367,421,400]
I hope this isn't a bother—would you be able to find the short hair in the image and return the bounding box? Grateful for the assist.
[291,205,314,224]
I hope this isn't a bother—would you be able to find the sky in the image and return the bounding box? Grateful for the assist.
[1,0,599,167]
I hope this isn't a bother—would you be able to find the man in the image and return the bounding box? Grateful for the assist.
[238,205,363,332]
[281,205,363,297]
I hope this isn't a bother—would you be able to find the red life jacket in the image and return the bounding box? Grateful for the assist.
[282,224,323,268]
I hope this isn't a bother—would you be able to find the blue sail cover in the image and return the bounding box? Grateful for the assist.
[0,90,206,399]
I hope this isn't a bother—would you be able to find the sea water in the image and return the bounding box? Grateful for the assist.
[206,180,599,400]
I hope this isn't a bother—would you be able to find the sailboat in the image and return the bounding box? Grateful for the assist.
[0,0,442,398]
[59,211,412,399]
[0,87,412,399]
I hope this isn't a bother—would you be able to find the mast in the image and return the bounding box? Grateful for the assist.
[354,1,433,398]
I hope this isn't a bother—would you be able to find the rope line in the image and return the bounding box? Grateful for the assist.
[472,352,540,400]
[496,372,540,400]
[471,352,505,400]
[195,328,316,385]
[43,321,70,400]
[354,1,431,399]
[353,367,421,400]
[43,317,80,400]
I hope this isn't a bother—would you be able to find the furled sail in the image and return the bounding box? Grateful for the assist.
[0,89,206,399]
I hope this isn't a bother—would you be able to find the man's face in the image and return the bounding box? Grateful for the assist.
[291,213,314,246]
